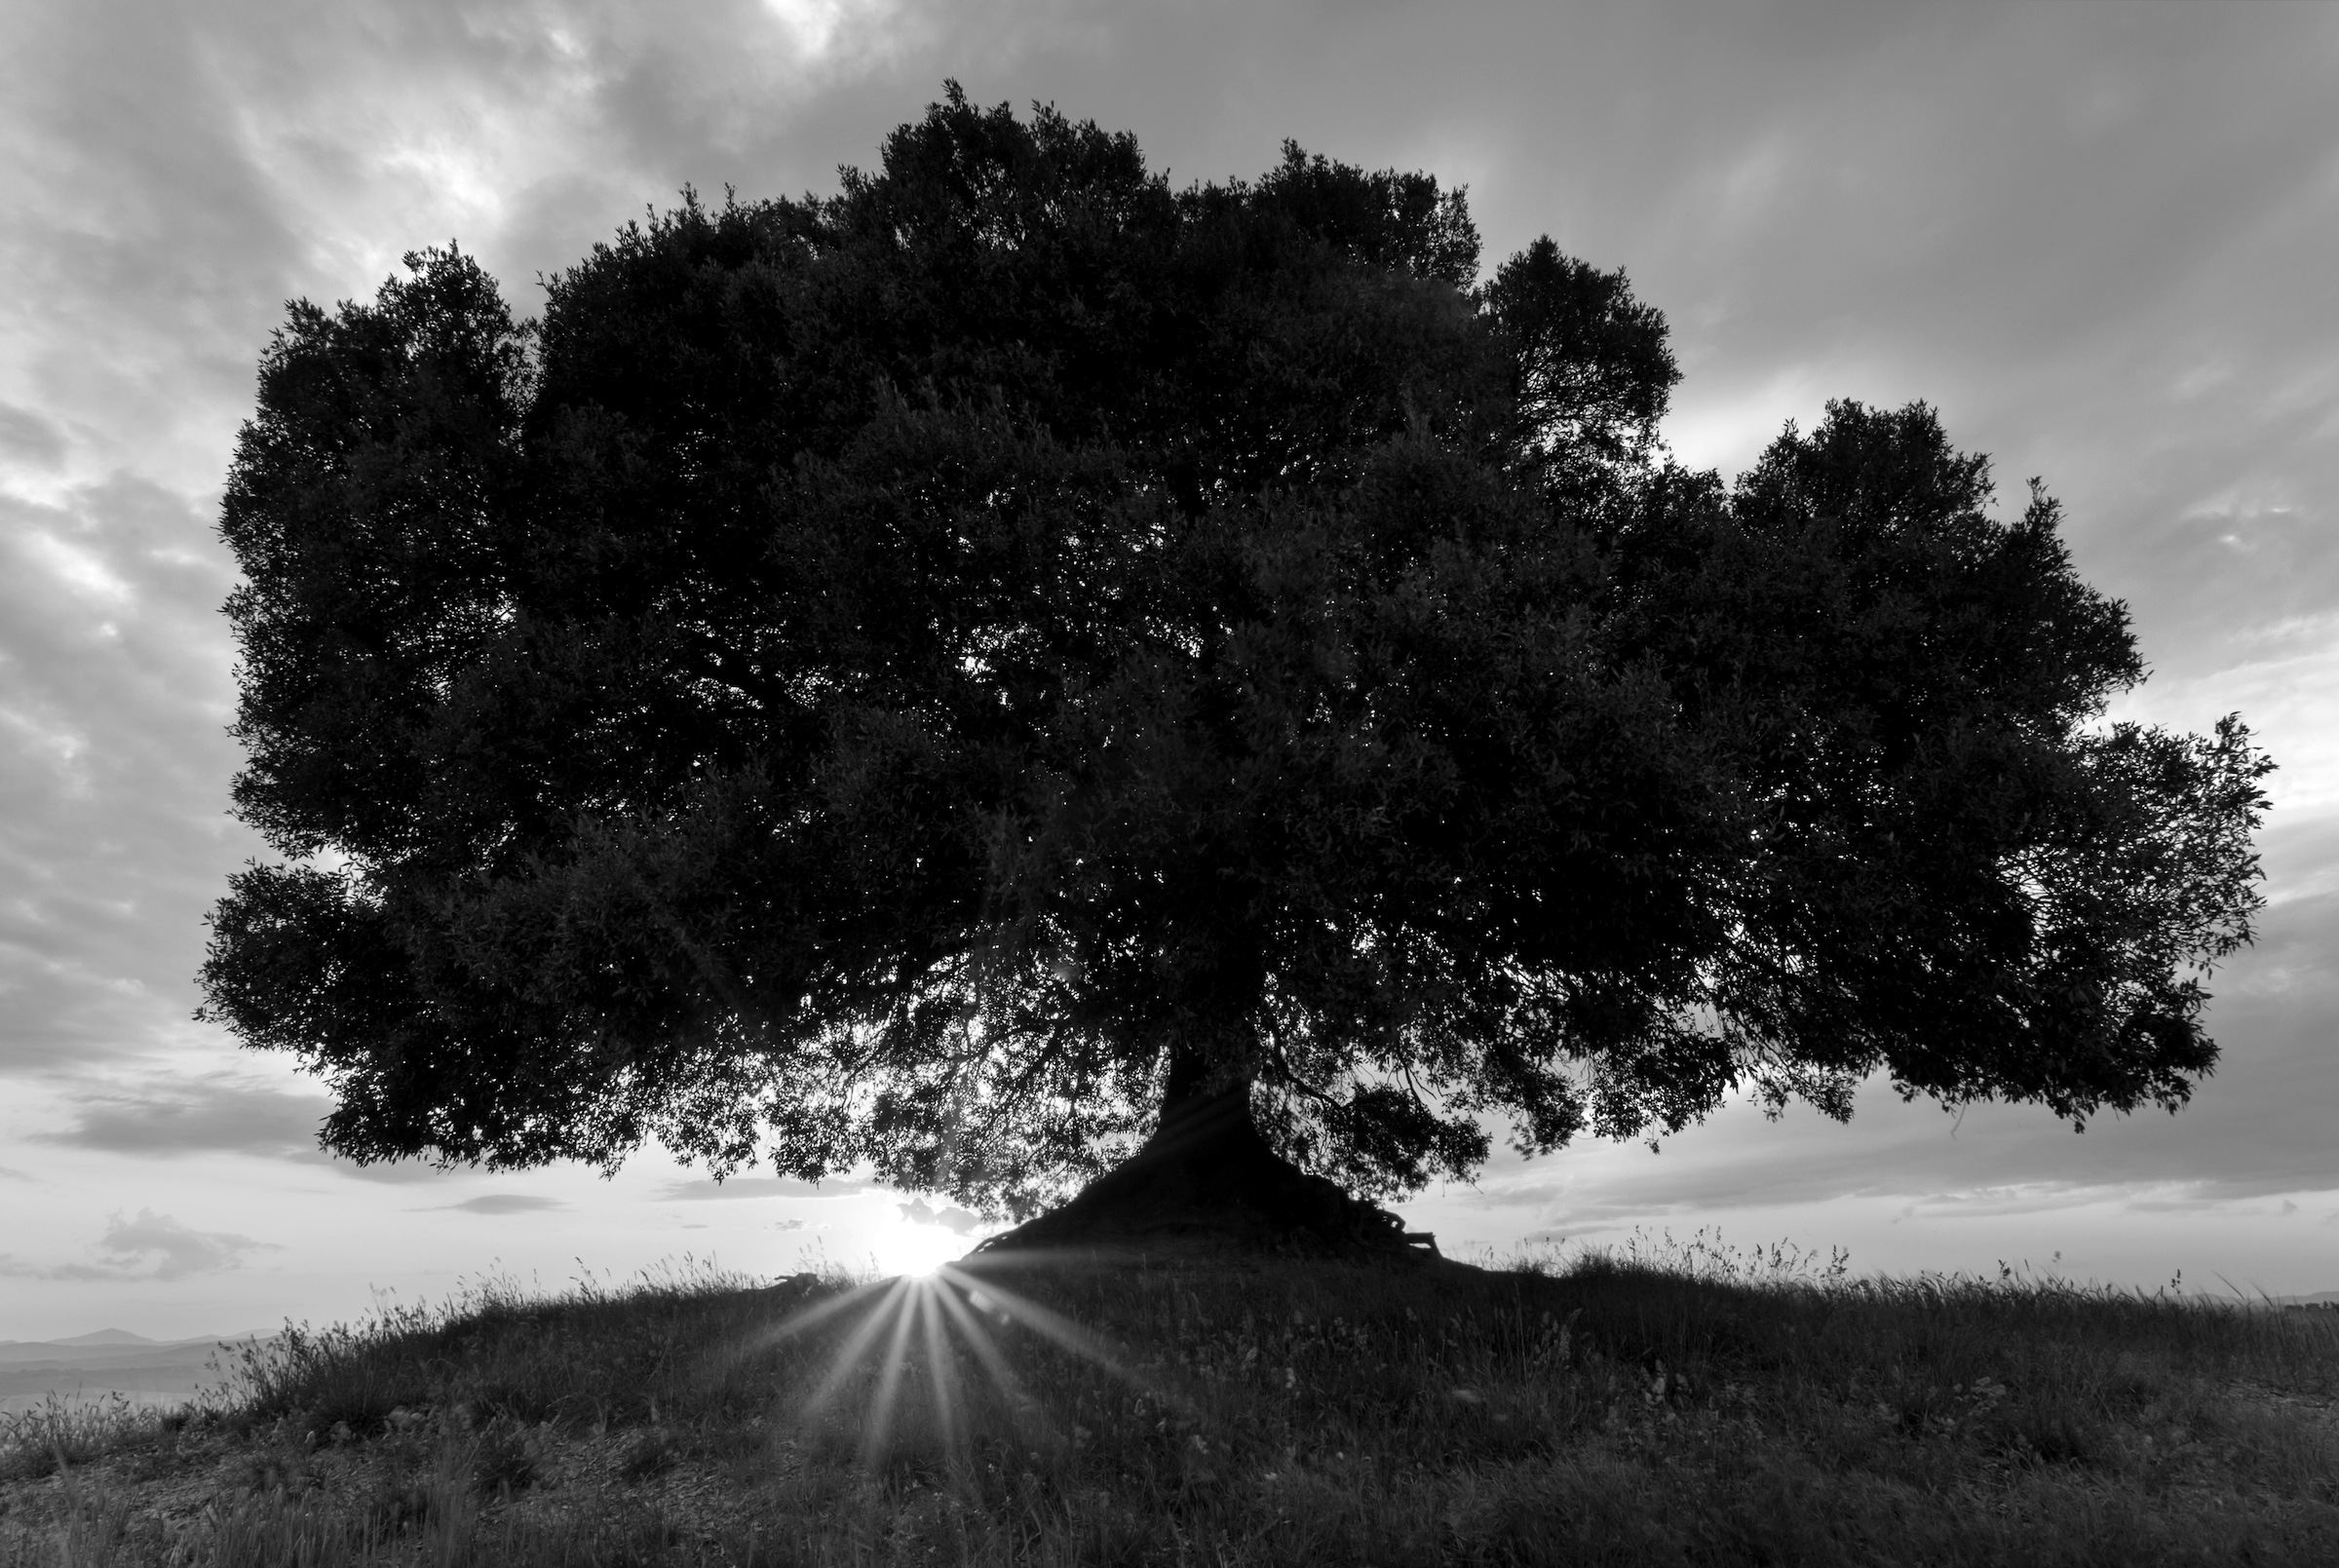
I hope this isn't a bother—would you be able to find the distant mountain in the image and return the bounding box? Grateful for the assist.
[0,1331,266,1414]
[0,1333,258,1363]
[50,1328,158,1346]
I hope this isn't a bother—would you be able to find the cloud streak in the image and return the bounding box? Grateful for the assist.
[0,1209,275,1281]
[0,478,256,1076]
[426,1196,568,1216]
[899,1199,988,1236]
[660,1175,874,1201]
[34,1075,330,1162]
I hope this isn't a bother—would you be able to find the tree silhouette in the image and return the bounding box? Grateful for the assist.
[201,88,2269,1250]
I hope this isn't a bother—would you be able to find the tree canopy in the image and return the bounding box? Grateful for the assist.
[201,87,2271,1218]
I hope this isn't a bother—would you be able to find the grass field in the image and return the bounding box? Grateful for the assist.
[3,1235,2335,1565]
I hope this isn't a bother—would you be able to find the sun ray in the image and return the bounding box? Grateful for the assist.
[930,1271,1034,1408]
[722,1275,892,1365]
[758,1259,1201,1478]
[799,1275,912,1418]
[916,1283,970,1481]
[857,1275,925,1470]
[930,1268,1063,1457]
[937,1265,1149,1390]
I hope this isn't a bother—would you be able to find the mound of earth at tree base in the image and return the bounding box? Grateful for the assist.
[973,1088,1442,1262]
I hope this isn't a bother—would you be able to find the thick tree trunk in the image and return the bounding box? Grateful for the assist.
[975,1052,1439,1259]
[1157,1029,1220,1119]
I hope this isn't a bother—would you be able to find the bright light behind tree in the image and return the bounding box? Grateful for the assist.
[873,1219,979,1281]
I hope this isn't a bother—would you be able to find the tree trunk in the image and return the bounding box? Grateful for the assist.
[974,1043,1438,1259]
[1157,1028,1220,1119]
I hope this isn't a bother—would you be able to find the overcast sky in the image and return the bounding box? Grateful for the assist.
[2,0,2334,1340]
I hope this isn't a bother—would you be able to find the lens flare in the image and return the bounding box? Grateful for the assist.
[744,1250,1177,1479]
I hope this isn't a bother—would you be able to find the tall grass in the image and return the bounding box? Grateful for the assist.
[5,1396,135,1484]
[7,1239,2336,1565]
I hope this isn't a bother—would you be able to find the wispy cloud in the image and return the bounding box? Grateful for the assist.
[0,1208,276,1281]
[659,1175,873,1201]
[424,1195,567,1215]
[0,402,65,468]
[0,478,253,1076]
[34,1075,329,1162]
[899,1199,988,1236]
[28,1072,464,1184]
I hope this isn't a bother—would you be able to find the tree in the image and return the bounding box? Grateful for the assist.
[201,88,2270,1251]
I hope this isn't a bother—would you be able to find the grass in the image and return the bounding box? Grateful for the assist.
[3,1234,2335,1564]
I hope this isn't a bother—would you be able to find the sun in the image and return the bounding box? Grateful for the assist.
[877,1221,969,1280]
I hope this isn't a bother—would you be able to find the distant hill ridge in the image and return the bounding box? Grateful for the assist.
[0,1329,271,1415]
[0,1332,264,1372]
[50,1329,157,1347]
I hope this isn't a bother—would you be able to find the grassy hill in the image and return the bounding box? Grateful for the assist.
[3,1239,2335,1565]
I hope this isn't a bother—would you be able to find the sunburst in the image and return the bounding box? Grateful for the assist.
[748,1249,1179,1477]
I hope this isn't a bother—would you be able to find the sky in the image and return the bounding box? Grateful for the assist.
[1,0,2335,1342]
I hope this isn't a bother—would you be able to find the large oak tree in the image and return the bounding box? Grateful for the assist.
[201,89,2269,1246]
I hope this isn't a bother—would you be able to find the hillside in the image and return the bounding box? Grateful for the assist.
[3,1243,2335,1565]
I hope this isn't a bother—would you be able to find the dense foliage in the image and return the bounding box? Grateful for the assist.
[201,87,2269,1212]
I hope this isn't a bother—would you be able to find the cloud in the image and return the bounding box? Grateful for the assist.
[0,479,259,1079]
[0,402,65,469]
[659,1175,873,1201]
[0,1208,275,1281]
[0,0,2333,1293]
[28,1071,463,1183]
[35,1074,330,1161]
[1433,892,2339,1236]
[35,1073,825,1191]
[0,1166,30,1182]
[323,1161,484,1187]
[898,1198,987,1236]
[1469,1182,1564,1210]
[425,1195,567,1215]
